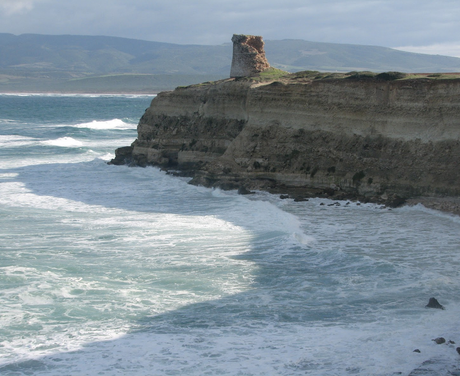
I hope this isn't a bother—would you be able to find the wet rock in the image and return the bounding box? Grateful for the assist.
[432,337,446,344]
[237,186,253,195]
[456,347,460,355]
[293,197,308,202]
[217,181,240,190]
[322,187,336,196]
[280,194,290,199]
[426,297,445,310]
[109,146,133,165]
[413,349,421,353]
[385,194,407,208]
[188,176,215,188]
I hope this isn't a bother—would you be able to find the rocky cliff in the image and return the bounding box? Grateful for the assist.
[112,72,460,211]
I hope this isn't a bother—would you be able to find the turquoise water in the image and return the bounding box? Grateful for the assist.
[1,93,460,375]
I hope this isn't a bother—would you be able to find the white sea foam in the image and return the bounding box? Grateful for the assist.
[73,118,136,130]
[2,95,460,376]
[2,176,460,375]
[0,173,18,179]
[0,93,155,98]
[2,309,459,376]
[0,135,37,147]
[399,202,460,224]
[40,137,84,147]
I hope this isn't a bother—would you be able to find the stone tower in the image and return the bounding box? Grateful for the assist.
[230,34,270,78]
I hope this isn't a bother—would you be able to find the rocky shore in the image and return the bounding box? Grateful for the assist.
[111,71,460,214]
[110,33,460,214]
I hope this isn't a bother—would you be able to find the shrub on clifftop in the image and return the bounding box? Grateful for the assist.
[376,71,407,80]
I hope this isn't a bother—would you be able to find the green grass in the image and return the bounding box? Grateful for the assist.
[186,68,460,92]
[254,67,290,80]
[403,73,460,80]
[231,67,290,83]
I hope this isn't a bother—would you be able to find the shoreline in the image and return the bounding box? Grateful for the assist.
[405,197,460,216]
[236,183,460,217]
[162,167,460,217]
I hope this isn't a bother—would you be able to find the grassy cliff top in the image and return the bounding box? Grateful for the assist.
[183,68,460,90]
[248,68,460,83]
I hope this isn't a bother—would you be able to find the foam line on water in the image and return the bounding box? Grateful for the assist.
[72,119,136,130]
[2,306,460,376]
[210,188,316,246]
[398,202,460,224]
[0,93,156,98]
[2,117,460,376]
[40,137,84,147]
[0,135,38,147]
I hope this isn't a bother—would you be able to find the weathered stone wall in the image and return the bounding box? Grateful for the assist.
[230,34,270,78]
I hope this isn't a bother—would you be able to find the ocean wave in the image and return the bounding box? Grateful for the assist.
[73,119,136,130]
[41,137,84,147]
[397,202,460,224]
[0,118,17,124]
[0,93,155,99]
[0,135,37,147]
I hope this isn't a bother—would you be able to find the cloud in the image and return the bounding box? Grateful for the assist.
[0,0,34,15]
[395,43,460,58]
[0,0,460,55]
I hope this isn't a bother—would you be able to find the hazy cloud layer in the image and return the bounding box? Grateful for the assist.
[1,0,460,56]
[0,0,35,15]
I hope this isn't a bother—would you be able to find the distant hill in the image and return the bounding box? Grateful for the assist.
[265,40,460,73]
[1,33,459,93]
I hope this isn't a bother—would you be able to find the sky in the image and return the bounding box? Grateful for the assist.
[1,0,460,57]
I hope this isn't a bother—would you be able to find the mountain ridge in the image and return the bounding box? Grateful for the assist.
[1,33,460,93]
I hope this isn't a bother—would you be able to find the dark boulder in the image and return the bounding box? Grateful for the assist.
[238,186,254,195]
[432,337,446,344]
[293,197,308,202]
[385,194,406,208]
[109,146,133,165]
[426,297,445,310]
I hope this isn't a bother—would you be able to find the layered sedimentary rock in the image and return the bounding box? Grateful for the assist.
[230,34,270,78]
[112,75,460,209]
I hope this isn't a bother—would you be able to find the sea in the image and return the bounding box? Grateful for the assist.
[1,93,460,376]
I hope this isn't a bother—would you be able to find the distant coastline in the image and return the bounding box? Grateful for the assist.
[0,73,225,95]
[3,33,460,96]
[0,90,160,95]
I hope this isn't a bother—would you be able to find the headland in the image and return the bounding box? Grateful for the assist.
[111,35,460,214]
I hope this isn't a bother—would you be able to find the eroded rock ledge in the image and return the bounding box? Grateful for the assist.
[111,72,460,212]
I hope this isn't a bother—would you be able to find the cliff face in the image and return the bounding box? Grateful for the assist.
[114,76,460,206]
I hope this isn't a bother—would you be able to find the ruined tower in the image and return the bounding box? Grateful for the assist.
[230,34,270,78]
